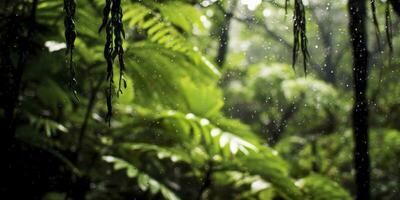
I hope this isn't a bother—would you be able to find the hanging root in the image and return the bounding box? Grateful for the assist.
[291,0,309,74]
[99,0,126,124]
[64,0,79,100]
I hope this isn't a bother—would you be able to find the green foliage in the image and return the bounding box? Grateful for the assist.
[4,0,399,199]
[154,1,205,33]
[123,2,219,76]
[296,174,352,200]
[103,156,181,200]
[125,43,219,114]
[224,63,348,141]
[276,129,400,199]
[100,105,303,199]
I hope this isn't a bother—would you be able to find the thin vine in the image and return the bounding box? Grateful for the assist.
[385,1,393,56]
[99,0,126,124]
[285,0,289,14]
[63,0,79,100]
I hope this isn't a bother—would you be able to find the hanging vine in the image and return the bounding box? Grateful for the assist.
[286,0,309,74]
[99,0,126,124]
[63,0,78,100]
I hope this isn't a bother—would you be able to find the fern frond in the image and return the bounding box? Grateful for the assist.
[114,106,302,199]
[151,1,205,33]
[123,3,220,77]
[103,156,181,200]
[123,43,219,113]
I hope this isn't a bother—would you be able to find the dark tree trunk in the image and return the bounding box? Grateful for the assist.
[390,0,400,16]
[348,0,370,200]
[215,1,236,68]
[215,14,231,67]
[1,0,39,196]
[310,137,320,173]
[319,25,336,84]
[1,0,38,139]
[266,102,300,146]
[309,3,336,84]
[196,161,213,200]
[321,37,335,84]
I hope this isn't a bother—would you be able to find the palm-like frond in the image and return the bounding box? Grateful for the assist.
[123,3,219,77]
[124,43,220,115]
[112,106,302,199]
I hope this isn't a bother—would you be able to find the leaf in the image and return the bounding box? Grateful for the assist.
[138,174,150,191]
[231,154,303,200]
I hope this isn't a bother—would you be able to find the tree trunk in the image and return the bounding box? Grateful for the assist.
[390,0,400,16]
[215,1,236,67]
[348,0,370,200]
[215,14,231,67]
[309,3,336,84]
[311,136,320,173]
[266,102,299,146]
[196,161,213,200]
[1,0,39,196]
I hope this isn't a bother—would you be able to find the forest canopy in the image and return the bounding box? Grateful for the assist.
[1,0,399,200]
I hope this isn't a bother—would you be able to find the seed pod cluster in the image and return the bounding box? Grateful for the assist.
[99,0,126,124]
[64,0,78,99]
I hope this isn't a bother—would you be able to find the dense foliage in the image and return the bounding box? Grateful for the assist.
[1,0,399,199]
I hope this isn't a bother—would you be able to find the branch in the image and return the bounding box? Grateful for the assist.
[75,74,105,159]
[4,0,39,139]
[230,14,323,75]
[389,0,400,17]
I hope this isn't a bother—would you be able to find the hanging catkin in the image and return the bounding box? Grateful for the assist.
[292,0,309,74]
[99,0,126,124]
[64,0,78,99]
[286,0,309,74]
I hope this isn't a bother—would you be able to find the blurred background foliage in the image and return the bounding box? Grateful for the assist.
[1,0,399,199]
